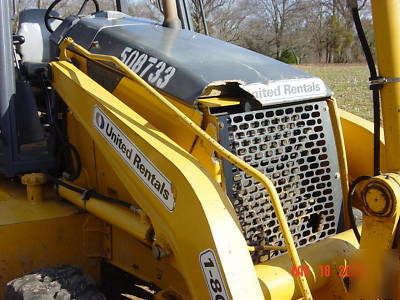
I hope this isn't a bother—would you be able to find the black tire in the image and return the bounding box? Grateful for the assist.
[4,265,107,300]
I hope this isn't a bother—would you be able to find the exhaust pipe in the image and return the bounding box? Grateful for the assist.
[162,0,182,29]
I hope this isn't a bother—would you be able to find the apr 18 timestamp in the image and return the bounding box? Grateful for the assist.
[291,264,364,278]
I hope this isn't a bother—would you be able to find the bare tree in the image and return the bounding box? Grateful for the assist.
[211,3,247,42]
[184,0,249,42]
[189,0,227,33]
[13,0,374,64]
[253,0,303,59]
[128,0,162,21]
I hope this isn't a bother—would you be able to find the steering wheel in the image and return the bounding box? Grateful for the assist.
[44,0,100,33]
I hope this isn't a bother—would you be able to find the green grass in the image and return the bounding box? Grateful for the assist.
[296,64,373,121]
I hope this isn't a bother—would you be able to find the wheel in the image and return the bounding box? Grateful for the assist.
[44,0,100,33]
[4,265,107,300]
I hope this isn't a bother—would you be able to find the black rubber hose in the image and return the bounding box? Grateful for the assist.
[56,143,82,181]
[39,70,82,181]
[350,8,377,79]
[372,88,381,177]
[348,176,371,243]
[350,6,381,176]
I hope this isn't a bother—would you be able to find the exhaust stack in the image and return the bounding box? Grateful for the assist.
[162,0,182,29]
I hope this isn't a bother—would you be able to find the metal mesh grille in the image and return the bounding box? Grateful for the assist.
[218,100,342,263]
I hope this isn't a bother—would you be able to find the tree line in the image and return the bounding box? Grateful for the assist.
[134,0,374,64]
[15,0,374,64]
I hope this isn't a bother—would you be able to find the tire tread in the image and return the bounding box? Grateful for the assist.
[4,265,106,300]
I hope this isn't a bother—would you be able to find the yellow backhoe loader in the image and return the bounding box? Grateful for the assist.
[0,0,399,299]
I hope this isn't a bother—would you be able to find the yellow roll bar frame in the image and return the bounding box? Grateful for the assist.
[59,37,312,299]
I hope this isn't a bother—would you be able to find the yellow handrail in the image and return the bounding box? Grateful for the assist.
[59,37,313,300]
[248,245,287,252]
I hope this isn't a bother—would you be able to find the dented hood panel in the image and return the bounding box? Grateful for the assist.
[52,11,332,105]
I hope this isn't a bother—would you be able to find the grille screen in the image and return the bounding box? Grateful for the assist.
[218,100,343,263]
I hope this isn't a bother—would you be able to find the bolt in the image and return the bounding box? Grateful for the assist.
[91,41,100,48]
[152,244,167,260]
[365,185,391,215]
[335,172,340,179]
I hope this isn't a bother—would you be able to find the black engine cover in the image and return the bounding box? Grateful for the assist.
[50,11,330,104]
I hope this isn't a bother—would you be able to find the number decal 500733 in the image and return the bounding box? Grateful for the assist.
[200,249,229,300]
[120,47,176,89]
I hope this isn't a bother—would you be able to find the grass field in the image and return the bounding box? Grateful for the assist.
[296,64,373,121]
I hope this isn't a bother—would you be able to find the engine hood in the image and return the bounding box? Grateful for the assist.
[51,11,332,105]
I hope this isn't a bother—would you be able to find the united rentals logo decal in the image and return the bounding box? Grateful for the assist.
[241,78,328,105]
[93,105,175,211]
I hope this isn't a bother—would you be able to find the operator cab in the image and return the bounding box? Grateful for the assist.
[15,0,101,78]
[0,0,105,177]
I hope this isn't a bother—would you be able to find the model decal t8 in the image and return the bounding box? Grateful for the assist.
[93,105,175,211]
[200,249,229,300]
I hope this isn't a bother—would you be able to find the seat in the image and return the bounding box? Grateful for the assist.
[16,9,62,75]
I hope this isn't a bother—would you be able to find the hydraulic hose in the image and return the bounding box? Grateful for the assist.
[45,173,139,211]
[350,3,381,177]
[39,69,82,181]
[347,175,371,243]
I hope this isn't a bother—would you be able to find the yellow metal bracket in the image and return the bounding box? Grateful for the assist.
[354,173,400,299]
[83,215,112,259]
